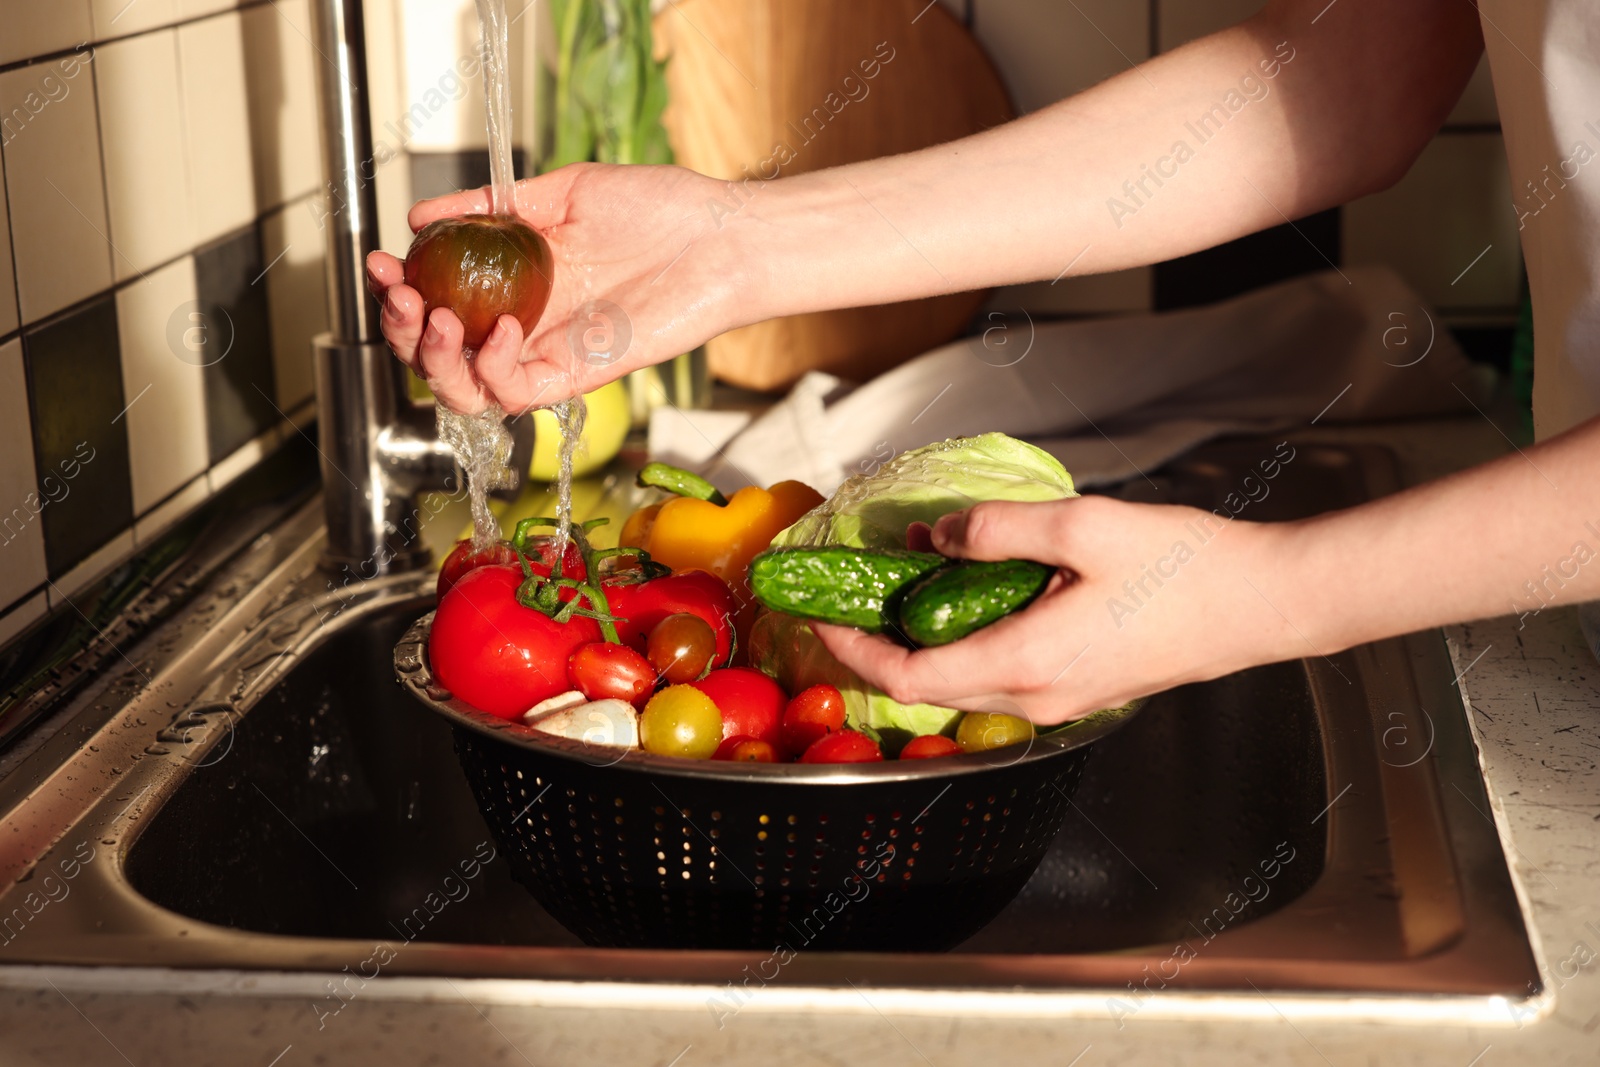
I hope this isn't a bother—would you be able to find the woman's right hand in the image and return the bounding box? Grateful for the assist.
[365,162,751,415]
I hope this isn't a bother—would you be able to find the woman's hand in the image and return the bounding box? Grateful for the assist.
[366,162,750,414]
[813,496,1305,725]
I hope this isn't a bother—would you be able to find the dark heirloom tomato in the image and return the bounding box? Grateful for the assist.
[645,613,717,684]
[429,564,600,720]
[609,572,738,668]
[404,214,554,349]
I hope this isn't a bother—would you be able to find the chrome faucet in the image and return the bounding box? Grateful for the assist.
[307,0,525,575]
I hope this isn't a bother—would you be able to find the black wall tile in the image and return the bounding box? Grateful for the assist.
[196,226,278,462]
[23,297,134,578]
[1451,325,1516,372]
[408,149,530,202]
[1153,208,1342,311]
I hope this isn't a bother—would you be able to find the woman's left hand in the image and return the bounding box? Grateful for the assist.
[813,495,1306,725]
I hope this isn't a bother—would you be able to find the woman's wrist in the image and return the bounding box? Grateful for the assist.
[1224,515,1351,673]
[1268,505,1414,662]
[711,172,820,327]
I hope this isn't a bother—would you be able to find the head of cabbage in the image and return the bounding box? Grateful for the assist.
[748,433,1076,749]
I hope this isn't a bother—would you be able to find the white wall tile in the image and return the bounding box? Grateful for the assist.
[365,0,418,257]
[973,0,1149,113]
[96,30,196,281]
[397,0,529,152]
[132,472,207,545]
[0,339,48,610]
[260,200,328,408]
[90,0,179,39]
[989,267,1153,316]
[1156,0,1264,53]
[49,528,134,603]
[1343,133,1521,311]
[241,0,323,213]
[0,178,16,338]
[177,12,257,244]
[0,0,93,66]
[399,0,487,152]
[0,57,113,323]
[116,257,210,515]
[177,0,238,17]
[208,426,280,491]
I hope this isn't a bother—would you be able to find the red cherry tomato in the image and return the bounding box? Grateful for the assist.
[781,684,846,757]
[899,734,964,760]
[609,572,737,669]
[691,668,786,747]
[712,735,780,762]
[568,642,657,707]
[800,730,884,764]
[645,613,718,685]
[429,564,601,720]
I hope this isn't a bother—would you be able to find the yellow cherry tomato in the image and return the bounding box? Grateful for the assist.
[955,712,1035,753]
[640,686,724,759]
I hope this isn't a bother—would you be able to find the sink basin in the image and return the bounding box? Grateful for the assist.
[0,439,1540,1018]
[125,600,1326,955]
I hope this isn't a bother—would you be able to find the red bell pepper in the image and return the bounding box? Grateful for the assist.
[608,570,739,669]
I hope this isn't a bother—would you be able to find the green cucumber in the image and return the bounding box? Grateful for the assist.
[747,548,948,632]
[897,559,1054,646]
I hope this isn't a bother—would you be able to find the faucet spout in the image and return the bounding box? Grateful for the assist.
[307,0,529,574]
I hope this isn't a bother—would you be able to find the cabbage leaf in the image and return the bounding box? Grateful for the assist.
[749,434,1076,745]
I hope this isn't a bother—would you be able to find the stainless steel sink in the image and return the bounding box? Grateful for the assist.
[0,439,1539,1020]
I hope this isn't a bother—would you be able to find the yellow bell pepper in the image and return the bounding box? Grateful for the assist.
[636,480,823,588]
[619,503,662,549]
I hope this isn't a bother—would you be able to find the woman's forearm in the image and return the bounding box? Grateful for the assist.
[1277,416,1600,657]
[721,0,1482,323]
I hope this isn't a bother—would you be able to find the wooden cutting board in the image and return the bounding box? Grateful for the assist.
[654,0,1014,392]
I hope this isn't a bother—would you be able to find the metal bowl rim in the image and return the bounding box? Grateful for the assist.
[394,611,1142,785]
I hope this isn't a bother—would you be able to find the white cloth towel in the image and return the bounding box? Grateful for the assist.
[650,267,1493,494]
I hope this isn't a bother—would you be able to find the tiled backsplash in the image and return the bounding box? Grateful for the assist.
[0,0,329,647]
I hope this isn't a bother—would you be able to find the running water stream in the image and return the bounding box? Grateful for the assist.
[437,0,587,555]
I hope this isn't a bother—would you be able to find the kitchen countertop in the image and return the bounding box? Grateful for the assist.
[2,411,1597,1066]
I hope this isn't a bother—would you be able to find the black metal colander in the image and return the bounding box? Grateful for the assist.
[394,613,1141,952]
